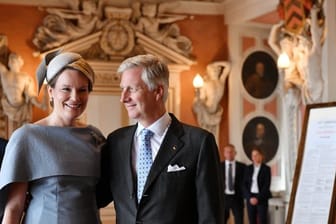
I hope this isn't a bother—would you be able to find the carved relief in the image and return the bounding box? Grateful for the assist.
[33,0,193,59]
[100,20,135,56]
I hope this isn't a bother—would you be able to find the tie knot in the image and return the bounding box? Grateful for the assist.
[141,129,153,141]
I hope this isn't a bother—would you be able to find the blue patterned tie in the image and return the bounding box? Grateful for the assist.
[137,129,154,202]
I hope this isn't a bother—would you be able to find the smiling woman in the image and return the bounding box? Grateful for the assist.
[0,50,106,224]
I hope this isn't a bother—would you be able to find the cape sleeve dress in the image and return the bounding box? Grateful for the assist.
[0,123,106,224]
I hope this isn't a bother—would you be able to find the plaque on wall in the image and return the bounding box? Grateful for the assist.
[287,102,336,224]
[241,51,278,99]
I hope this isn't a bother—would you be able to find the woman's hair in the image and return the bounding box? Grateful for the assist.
[251,146,264,157]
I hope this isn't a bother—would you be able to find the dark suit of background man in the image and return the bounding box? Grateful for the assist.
[0,138,8,222]
[243,147,272,224]
[97,54,224,224]
[221,144,246,224]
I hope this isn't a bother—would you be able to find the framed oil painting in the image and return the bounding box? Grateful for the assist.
[242,116,279,163]
[242,51,278,99]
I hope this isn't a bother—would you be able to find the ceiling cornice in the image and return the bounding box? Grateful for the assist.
[222,0,278,24]
[0,0,278,24]
[0,0,226,15]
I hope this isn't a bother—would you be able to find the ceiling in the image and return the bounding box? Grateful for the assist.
[0,0,279,25]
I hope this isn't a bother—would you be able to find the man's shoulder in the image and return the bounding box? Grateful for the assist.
[107,125,136,138]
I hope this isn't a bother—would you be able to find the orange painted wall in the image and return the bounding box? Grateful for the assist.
[0,5,229,151]
[176,15,229,156]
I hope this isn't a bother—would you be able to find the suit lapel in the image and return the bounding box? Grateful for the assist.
[119,126,137,201]
[143,115,184,194]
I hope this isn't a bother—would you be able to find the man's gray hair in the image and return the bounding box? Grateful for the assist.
[118,54,169,102]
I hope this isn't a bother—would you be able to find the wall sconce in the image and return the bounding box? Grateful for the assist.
[193,73,204,89]
[277,52,290,69]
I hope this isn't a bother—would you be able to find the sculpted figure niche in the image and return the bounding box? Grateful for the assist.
[193,61,230,144]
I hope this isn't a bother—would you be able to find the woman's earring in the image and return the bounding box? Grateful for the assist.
[49,97,54,107]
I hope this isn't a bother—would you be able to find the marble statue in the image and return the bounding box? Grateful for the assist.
[268,3,324,190]
[193,61,231,144]
[0,53,47,131]
[269,5,324,105]
[296,6,324,104]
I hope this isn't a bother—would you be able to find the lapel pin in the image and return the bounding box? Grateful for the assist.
[172,146,177,151]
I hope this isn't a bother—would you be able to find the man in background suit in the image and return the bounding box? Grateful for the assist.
[97,54,224,224]
[243,146,272,224]
[0,137,8,222]
[221,144,246,224]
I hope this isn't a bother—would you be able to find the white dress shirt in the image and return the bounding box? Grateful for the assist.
[251,164,261,194]
[133,113,171,171]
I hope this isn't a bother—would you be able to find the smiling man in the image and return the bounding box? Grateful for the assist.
[97,54,224,224]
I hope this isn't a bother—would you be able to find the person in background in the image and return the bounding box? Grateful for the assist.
[0,138,8,222]
[0,50,105,224]
[221,144,246,224]
[97,54,224,224]
[243,146,272,224]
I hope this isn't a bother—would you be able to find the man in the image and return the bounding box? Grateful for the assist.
[243,147,272,224]
[221,144,246,224]
[0,137,8,222]
[97,54,224,223]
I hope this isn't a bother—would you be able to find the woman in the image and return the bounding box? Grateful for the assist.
[243,147,272,224]
[0,51,105,224]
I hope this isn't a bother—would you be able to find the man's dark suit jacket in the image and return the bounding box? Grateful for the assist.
[97,114,224,224]
[221,160,246,202]
[0,138,8,222]
[242,163,272,203]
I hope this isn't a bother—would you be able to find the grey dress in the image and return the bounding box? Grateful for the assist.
[0,124,105,224]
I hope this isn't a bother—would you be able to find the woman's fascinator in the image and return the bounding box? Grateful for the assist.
[36,50,95,93]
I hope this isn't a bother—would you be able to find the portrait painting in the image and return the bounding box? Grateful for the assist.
[242,116,279,163]
[242,51,278,99]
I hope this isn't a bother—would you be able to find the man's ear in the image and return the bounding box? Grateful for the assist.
[155,85,164,101]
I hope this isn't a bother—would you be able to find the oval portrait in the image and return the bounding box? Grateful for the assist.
[242,51,278,99]
[242,116,279,163]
